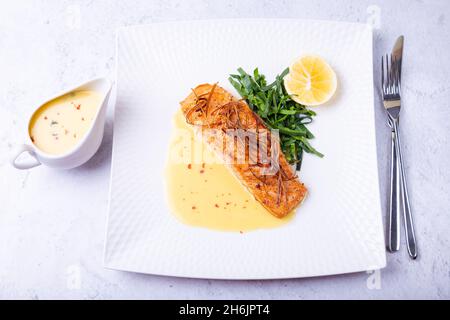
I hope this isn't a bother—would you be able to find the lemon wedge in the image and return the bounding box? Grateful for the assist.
[284,55,337,106]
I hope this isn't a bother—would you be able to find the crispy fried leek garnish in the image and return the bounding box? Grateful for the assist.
[185,86,298,206]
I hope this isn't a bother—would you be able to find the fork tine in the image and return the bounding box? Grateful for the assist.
[387,54,391,94]
[381,55,385,95]
[395,56,401,96]
[395,56,399,95]
[393,55,399,95]
[385,55,388,94]
[391,54,396,94]
[382,51,402,98]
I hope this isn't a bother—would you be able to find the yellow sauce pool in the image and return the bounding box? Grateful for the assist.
[165,110,294,233]
[29,90,102,155]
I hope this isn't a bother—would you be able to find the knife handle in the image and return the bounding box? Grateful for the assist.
[387,129,401,252]
[392,121,418,259]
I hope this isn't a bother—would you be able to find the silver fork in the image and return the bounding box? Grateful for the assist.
[382,54,401,253]
[381,54,418,259]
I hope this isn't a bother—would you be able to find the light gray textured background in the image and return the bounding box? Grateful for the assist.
[0,0,449,299]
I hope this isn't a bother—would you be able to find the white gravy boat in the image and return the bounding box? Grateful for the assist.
[11,78,112,170]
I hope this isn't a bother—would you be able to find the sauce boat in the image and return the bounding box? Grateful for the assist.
[11,78,112,170]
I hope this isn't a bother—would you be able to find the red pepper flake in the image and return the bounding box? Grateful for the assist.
[199,170,205,174]
[214,204,219,208]
[255,183,261,189]
[76,104,81,110]
[187,164,192,169]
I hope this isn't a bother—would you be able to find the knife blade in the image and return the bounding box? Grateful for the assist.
[391,35,418,259]
[392,36,404,81]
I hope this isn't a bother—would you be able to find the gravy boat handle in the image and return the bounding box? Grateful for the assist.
[11,144,42,170]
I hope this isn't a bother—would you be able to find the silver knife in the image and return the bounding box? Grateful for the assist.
[391,36,418,259]
[387,125,400,253]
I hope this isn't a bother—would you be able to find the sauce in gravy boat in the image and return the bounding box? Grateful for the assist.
[11,78,112,170]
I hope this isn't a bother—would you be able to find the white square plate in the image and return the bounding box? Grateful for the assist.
[105,19,386,279]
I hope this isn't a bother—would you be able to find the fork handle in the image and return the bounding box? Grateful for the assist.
[392,120,418,259]
[387,128,401,252]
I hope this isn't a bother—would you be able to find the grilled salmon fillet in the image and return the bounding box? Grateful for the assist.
[180,84,307,218]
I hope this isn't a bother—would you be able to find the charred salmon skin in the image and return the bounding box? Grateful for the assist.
[180,84,307,218]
